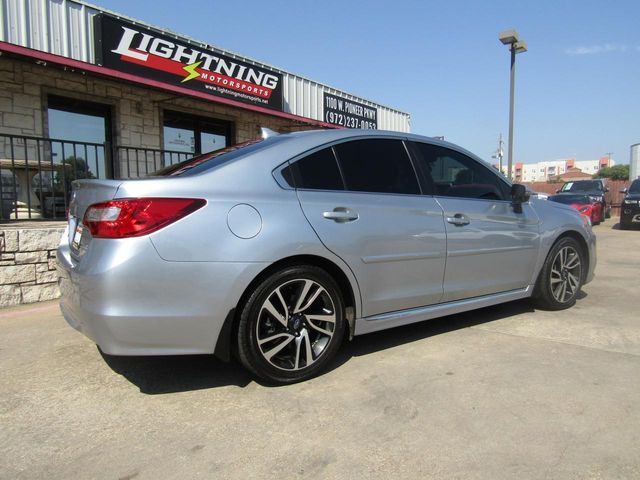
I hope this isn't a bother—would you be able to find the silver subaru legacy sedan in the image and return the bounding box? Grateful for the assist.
[58,129,596,384]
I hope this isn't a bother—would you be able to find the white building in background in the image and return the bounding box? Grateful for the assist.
[631,144,639,180]
[496,157,616,183]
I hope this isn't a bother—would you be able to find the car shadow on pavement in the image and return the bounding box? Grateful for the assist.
[100,351,253,394]
[99,299,542,394]
[610,221,639,230]
[328,299,537,373]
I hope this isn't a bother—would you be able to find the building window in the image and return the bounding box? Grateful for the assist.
[162,110,232,164]
[47,95,112,179]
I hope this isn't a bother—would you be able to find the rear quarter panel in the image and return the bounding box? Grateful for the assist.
[113,160,363,315]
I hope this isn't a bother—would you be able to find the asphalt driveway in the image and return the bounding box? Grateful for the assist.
[1,223,639,479]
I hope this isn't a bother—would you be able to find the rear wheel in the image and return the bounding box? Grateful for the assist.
[534,237,584,310]
[236,266,345,384]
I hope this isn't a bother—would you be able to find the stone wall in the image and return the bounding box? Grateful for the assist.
[0,224,64,307]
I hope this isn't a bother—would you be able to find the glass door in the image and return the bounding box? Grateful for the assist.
[163,110,232,166]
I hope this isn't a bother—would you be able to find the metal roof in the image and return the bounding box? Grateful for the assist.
[0,0,410,131]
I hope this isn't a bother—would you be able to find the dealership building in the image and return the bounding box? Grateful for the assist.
[0,0,410,306]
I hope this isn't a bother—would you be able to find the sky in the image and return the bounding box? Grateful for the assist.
[94,0,639,165]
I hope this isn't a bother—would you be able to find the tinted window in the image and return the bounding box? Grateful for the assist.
[549,194,591,205]
[629,180,640,194]
[411,142,505,200]
[560,180,603,192]
[334,139,420,194]
[284,148,344,190]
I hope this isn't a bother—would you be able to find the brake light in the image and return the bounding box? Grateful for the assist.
[83,198,206,238]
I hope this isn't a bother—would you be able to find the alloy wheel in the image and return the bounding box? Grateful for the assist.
[255,279,337,371]
[549,246,582,303]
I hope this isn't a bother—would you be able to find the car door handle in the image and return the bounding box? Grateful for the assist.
[323,207,359,223]
[446,213,470,226]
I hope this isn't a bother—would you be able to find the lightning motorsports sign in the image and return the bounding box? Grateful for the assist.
[95,15,284,110]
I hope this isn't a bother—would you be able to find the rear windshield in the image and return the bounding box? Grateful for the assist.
[629,180,640,194]
[151,138,273,176]
[549,194,590,205]
[560,181,602,192]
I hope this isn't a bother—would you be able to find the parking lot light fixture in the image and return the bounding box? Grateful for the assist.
[499,29,527,181]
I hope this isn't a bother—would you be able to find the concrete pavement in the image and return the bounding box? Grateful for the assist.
[1,223,639,479]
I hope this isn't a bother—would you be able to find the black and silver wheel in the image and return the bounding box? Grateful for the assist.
[237,265,345,384]
[534,237,584,310]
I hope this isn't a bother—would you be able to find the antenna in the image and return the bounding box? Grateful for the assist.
[260,127,279,139]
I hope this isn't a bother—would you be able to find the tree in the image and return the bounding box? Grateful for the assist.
[55,156,95,193]
[593,164,629,180]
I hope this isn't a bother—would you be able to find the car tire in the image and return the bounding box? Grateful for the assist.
[605,205,611,219]
[236,265,346,384]
[534,237,585,311]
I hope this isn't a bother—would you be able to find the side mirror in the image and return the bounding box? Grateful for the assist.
[620,188,628,194]
[511,184,530,213]
[604,187,609,192]
[555,189,561,193]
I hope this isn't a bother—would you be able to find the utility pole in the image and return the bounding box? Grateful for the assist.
[492,133,505,175]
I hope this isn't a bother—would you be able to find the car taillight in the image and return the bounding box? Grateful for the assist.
[83,198,206,238]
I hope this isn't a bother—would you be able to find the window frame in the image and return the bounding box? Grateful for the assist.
[276,137,425,197]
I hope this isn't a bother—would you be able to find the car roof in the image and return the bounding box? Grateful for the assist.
[286,128,463,151]
[271,128,497,170]
[173,128,506,185]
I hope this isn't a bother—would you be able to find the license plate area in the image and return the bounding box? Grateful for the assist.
[72,224,83,250]
[69,215,84,253]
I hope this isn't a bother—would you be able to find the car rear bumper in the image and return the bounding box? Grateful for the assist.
[57,233,267,356]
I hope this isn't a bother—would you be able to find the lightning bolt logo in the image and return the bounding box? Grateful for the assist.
[182,61,202,83]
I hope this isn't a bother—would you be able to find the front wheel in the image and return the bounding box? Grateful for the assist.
[534,237,585,310]
[236,266,346,384]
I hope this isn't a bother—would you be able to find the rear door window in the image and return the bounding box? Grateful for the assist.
[333,139,420,195]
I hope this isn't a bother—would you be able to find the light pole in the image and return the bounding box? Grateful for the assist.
[499,29,527,181]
